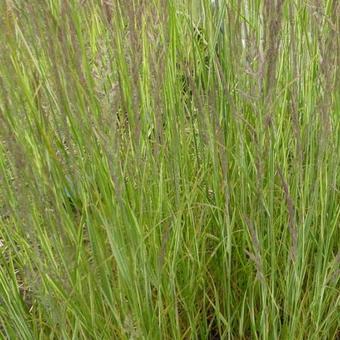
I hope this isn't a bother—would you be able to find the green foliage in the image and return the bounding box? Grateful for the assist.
[0,0,339,339]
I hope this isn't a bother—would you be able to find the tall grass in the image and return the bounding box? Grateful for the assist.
[0,0,339,338]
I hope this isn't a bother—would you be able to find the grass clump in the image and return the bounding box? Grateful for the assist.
[0,0,339,339]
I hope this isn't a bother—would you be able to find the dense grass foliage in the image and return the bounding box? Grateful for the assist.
[0,1,339,338]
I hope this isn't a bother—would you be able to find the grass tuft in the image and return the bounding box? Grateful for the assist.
[0,0,339,339]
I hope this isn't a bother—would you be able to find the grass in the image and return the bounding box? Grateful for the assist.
[0,0,339,339]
